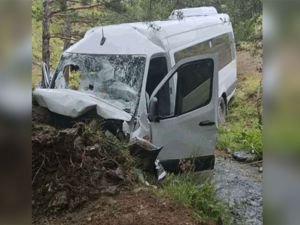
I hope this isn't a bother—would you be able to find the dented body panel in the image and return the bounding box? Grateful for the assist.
[34,7,236,172]
[33,88,132,121]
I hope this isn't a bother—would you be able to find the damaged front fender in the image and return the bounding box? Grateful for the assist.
[128,137,166,180]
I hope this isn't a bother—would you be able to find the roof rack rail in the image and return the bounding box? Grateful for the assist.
[169,7,218,20]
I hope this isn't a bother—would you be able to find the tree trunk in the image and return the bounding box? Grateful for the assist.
[63,14,72,50]
[42,0,50,67]
[61,0,72,51]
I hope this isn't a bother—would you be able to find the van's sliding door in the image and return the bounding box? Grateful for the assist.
[149,55,218,172]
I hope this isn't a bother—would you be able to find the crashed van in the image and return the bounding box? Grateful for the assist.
[33,7,237,172]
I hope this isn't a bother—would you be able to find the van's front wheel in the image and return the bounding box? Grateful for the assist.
[218,97,227,124]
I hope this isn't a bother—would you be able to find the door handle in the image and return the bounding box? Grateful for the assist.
[199,120,215,126]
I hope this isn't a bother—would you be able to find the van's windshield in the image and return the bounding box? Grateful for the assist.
[53,53,146,114]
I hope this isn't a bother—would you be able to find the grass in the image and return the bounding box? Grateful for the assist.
[160,173,231,225]
[217,72,262,159]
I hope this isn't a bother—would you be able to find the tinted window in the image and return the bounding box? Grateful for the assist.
[146,57,172,117]
[175,59,213,115]
[155,59,214,118]
[174,33,234,70]
[212,34,232,68]
[146,57,168,96]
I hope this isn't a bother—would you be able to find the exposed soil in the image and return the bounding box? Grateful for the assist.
[32,106,135,220]
[32,106,213,225]
[237,50,262,75]
[37,189,211,225]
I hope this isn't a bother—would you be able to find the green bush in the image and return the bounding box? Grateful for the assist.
[235,15,262,44]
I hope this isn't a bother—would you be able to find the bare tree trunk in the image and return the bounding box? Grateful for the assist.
[63,14,72,50]
[42,0,50,66]
[62,0,72,50]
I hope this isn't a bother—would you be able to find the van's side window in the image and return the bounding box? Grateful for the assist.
[146,57,168,96]
[155,59,213,118]
[174,33,234,70]
[146,57,172,117]
[175,59,213,115]
[212,34,232,68]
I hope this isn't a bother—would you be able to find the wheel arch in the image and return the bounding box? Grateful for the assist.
[221,92,227,107]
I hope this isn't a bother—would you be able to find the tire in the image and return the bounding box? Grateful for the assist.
[218,97,227,124]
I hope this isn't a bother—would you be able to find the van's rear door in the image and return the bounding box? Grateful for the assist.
[149,54,218,172]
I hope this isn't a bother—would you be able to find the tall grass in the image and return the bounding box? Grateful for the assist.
[217,73,262,159]
[161,173,231,225]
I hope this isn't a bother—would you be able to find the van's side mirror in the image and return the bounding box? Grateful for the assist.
[41,62,51,88]
[148,97,159,122]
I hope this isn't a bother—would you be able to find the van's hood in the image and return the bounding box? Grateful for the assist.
[33,88,132,121]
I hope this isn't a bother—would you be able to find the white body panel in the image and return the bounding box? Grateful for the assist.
[218,59,237,101]
[152,105,218,160]
[148,55,218,161]
[37,7,237,165]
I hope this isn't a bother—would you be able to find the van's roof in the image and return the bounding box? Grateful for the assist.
[66,9,231,56]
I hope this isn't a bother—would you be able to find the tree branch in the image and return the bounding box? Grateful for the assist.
[50,32,83,42]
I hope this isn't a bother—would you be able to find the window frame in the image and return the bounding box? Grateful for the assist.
[146,56,169,97]
[149,55,216,121]
[145,53,171,113]
[174,59,214,116]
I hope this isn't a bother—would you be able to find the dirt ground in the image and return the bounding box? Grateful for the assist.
[37,189,213,225]
[237,50,262,75]
[32,106,215,225]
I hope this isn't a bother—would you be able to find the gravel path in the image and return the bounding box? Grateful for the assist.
[213,155,263,225]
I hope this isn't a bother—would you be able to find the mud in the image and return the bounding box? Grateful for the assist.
[213,153,262,225]
[38,189,213,225]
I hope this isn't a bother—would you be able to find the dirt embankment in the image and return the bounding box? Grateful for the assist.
[32,106,212,225]
[43,190,212,225]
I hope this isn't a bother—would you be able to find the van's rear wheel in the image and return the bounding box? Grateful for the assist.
[218,97,227,124]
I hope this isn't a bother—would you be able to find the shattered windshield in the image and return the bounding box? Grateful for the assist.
[53,53,146,114]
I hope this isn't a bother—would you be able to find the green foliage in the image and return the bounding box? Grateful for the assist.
[32,16,63,86]
[235,15,262,45]
[222,0,262,44]
[32,0,262,78]
[80,0,94,6]
[161,173,231,224]
[217,73,263,159]
[125,0,262,43]
[69,71,81,90]
[32,0,42,21]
